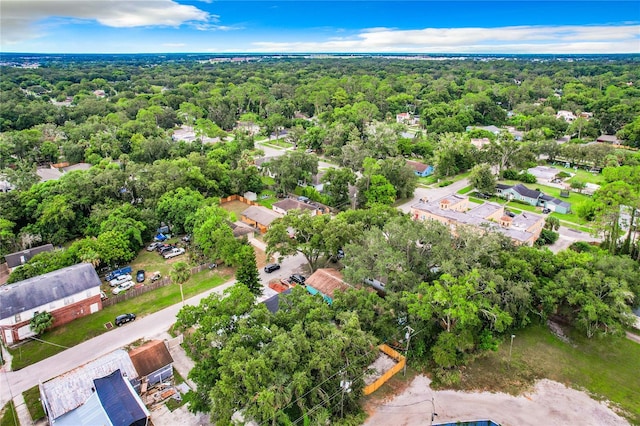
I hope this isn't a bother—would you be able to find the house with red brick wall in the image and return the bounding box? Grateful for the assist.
[0,263,102,346]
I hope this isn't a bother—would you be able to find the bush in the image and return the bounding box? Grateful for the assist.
[558,171,571,178]
[519,172,537,184]
[502,169,519,180]
[438,180,453,187]
[535,229,559,246]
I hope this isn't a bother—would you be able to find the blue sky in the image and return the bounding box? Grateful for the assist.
[1,1,639,54]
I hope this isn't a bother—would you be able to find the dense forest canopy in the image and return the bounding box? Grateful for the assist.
[1,54,639,423]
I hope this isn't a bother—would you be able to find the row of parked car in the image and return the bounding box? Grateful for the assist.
[147,241,186,259]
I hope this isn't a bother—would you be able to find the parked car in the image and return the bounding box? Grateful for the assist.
[136,270,145,283]
[505,210,516,218]
[182,234,191,242]
[115,313,136,327]
[158,245,175,254]
[542,208,551,214]
[150,271,162,282]
[264,263,281,273]
[109,274,132,287]
[112,280,134,294]
[146,242,162,251]
[164,247,185,259]
[476,192,490,199]
[289,274,306,284]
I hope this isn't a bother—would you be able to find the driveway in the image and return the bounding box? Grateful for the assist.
[548,226,600,253]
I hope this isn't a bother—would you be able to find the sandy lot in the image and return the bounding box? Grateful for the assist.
[364,375,629,426]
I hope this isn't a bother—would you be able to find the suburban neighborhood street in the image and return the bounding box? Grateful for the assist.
[0,250,306,408]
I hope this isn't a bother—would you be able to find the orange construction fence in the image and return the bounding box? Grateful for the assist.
[363,344,406,395]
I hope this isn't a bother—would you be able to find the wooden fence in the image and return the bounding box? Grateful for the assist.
[363,344,406,396]
[220,194,260,207]
[102,263,210,307]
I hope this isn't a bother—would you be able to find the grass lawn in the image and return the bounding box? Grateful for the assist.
[261,176,276,186]
[8,268,231,370]
[549,163,606,185]
[0,401,17,426]
[261,139,293,149]
[451,324,640,424]
[23,386,45,422]
[457,185,473,194]
[257,190,278,209]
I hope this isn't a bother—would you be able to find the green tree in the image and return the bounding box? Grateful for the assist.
[171,261,191,286]
[361,174,396,207]
[321,167,356,209]
[265,210,333,272]
[191,205,239,265]
[30,311,53,335]
[235,244,261,295]
[469,163,497,195]
[156,187,206,234]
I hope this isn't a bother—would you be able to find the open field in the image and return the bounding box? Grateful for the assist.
[365,324,639,425]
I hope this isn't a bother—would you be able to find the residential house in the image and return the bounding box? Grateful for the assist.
[62,163,92,173]
[496,183,542,206]
[236,121,261,135]
[263,288,292,314]
[129,340,174,389]
[527,166,561,184]
[405,160,434,177]
[228,221,255,239]
[4,244,55,272]
[505,126,524,141]
[305,268,351,304]
[36,166,63,182]
[556,110,577,122]
[240,205,282,234]
[470,138,491,149]
[272,198,319,216]
[40,349,146,426]
[396,112,411,124]
[497,183,572,214]
[597,134,621,145]
[0,263,102,345]
[539,194,572,214]
[93,89,106,98]
[466,125,501,135]
[410,195,545,246]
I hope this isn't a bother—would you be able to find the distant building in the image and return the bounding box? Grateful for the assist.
[4,244,54,272]
[272,198,319,216]
[527,166,561,183]
[410,195,545,246]
[597,134,621,145]
[471,137,491,149]
[556,110,576,122]
[466,125,501,135]
[405,160,434,177]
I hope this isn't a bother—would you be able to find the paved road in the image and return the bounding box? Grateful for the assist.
[548,225,601,253]
[0,250,306,407]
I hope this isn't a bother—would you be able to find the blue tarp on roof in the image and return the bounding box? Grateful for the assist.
[94,369,147,426]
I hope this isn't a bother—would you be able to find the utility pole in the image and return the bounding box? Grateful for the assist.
[508,334,515,367]
[429,396,438,426]
[403,325,414,376]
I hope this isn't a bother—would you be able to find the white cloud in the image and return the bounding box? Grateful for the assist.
[251,25,640,54]
[1,0,210,44]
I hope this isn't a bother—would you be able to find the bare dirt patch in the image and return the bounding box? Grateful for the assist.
[220,200,251,218]
[364,375,629,426]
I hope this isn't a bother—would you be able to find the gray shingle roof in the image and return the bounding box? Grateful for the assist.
[5,244,55,269]
[0,263,101,320]
[511,184,541,200]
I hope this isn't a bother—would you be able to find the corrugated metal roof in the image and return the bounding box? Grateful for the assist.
[0,263,101,320]
[40,349,138,420]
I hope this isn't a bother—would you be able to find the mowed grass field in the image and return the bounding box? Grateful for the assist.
[450,324,640,424]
